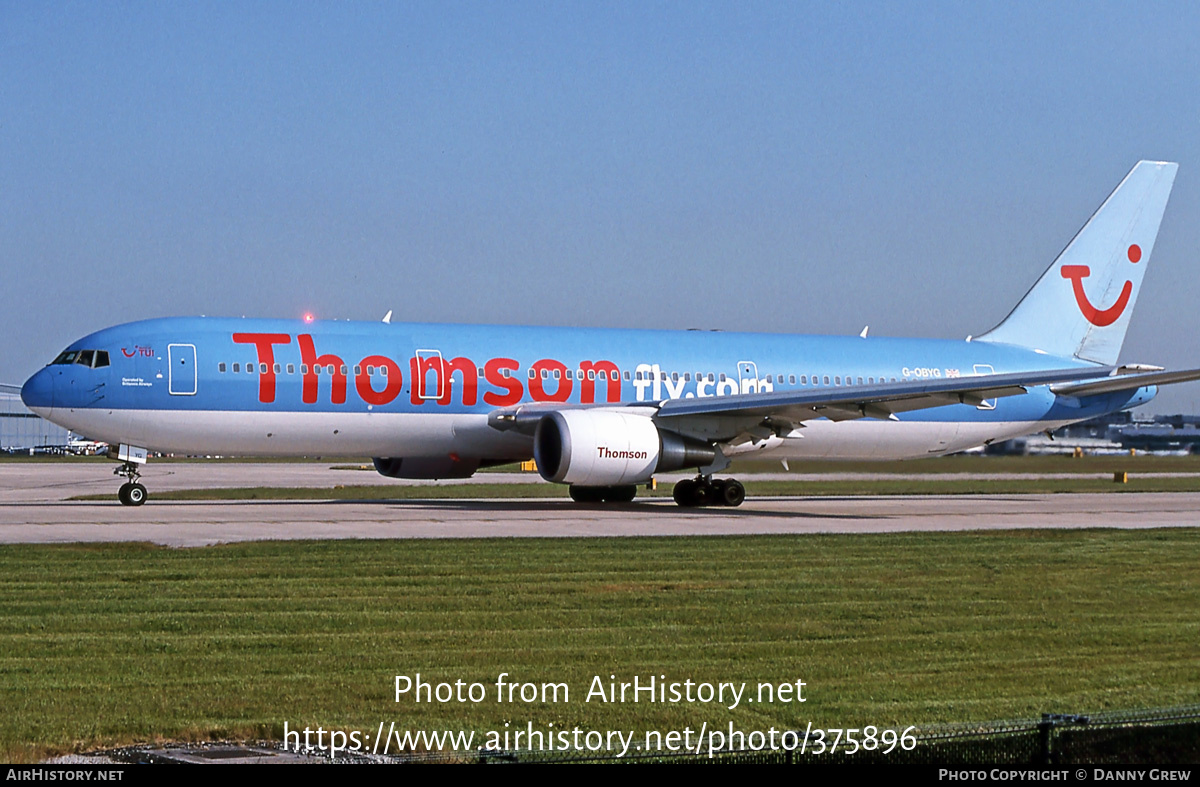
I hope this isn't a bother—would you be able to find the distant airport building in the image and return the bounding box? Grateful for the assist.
[986,411,1200,455]
[0,383,71,452]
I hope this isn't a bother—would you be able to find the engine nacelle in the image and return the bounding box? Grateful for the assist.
[533,410,716,486]
[373,456,481,479]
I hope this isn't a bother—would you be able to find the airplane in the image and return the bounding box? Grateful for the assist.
[20,160,1200,507]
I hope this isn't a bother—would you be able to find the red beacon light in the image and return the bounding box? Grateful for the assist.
[303,312,315,324]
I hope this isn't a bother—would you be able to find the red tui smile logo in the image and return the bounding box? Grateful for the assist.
[1060,244,1141,327]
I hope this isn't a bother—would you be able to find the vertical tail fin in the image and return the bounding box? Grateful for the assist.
[976,160,1177,365]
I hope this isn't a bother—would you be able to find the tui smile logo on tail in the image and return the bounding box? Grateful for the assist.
[1060,244,1141,327]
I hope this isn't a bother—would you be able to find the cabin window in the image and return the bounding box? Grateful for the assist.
[274,364,281,374]
[287,364,295,374]
[354,365,362,375]
[719,373,726,382]
[477,368,485,377]
[623,371,630,381]
[835,376,841,385]
[340,365,347,375]
[301,365,308,374]
[823,375,830,385]
[586,370,594,380]
[233,363,240,373]
[858,376,864,385]
[219,363,227,373]
[247,364,254,375]
[789,375,796,384]
[801,375,808,384]
[380,365,387,376]
[528,369,536,380]
[868,377,874,384]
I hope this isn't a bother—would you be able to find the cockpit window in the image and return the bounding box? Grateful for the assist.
[52,349,110,368]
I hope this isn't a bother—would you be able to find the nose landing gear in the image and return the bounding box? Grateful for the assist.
[114,461,148,506]
[672,476,745,507]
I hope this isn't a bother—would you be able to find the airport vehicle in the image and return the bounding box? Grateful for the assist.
[21,161,1200,507]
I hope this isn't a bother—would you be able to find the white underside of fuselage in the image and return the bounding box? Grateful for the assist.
[720,418,1071,461]
[38,408,532,458]
[39,406,1069,463]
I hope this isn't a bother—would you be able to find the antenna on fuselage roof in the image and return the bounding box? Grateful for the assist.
[859,326,869,338]
[382,310,392,324]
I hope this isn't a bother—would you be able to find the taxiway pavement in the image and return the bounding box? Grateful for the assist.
[1,462,1197,547]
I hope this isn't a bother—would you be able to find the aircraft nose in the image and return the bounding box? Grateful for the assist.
[20,368,54,417]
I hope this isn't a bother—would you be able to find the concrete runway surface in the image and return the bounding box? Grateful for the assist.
[1,462,1198,547]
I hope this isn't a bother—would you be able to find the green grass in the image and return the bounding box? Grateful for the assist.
[1,531,1198,761]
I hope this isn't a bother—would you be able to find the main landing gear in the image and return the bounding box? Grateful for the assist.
[673,476,745,508]
[114,461,147,507]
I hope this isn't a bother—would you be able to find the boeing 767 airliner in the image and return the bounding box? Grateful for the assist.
[21,161,1200,506]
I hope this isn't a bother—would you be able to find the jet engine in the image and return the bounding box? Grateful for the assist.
[533,410,716,486]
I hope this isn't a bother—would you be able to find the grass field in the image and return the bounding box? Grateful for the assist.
[1,530,1198,761]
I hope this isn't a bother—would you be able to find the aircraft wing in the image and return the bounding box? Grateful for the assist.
[488,365,1119,434]
[1049,367,1200,398]
[652,365,1116,425]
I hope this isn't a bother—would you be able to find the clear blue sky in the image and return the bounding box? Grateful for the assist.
[4,1,1200,411]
